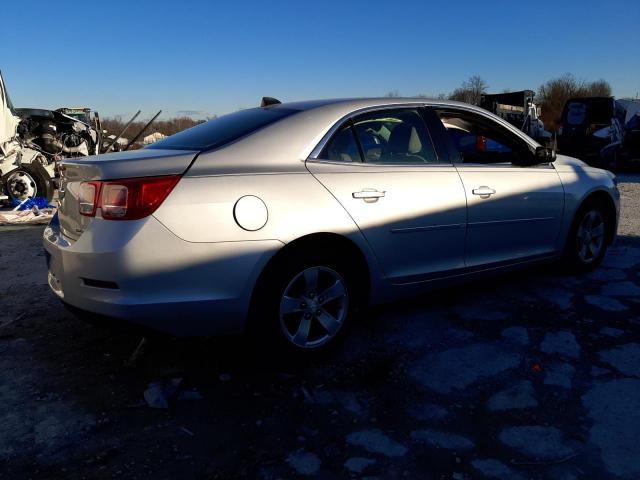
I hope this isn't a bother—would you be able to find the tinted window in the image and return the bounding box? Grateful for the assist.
[352,109,438,164]
[435,109,529,164]
[321,124,362,162]
[148,107,298,151]
[566,102,587,125]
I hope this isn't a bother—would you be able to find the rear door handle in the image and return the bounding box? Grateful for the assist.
[472,186,496,198]
[352,189,386,202]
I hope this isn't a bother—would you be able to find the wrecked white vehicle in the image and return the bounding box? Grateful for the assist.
[480,90,552,147]
[1,71,103,204]
[0,71,56,203]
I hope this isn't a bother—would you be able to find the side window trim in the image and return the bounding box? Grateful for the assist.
[350,120,366,163]
[433,107,537,167]
[421,107,455,164]
[318,121,364,163]
[350,107,440,166]
[308,103,446,165]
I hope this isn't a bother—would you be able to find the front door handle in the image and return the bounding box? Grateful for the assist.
[472,186,496,198]
[352,189,386,202]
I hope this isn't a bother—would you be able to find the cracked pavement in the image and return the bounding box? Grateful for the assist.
[1,174,639,479]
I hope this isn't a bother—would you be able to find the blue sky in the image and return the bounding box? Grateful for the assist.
[1,0,638,120]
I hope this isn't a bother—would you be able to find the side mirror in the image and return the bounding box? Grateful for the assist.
[535,146,556,163]
[513,146,556,167]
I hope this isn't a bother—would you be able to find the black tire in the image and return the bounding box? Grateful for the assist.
[562,199,609,273]
[248,247,361,355]
[5,165,54,203]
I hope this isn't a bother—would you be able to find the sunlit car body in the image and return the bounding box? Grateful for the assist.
[44,98,620,349]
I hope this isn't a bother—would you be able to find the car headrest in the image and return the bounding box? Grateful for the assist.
[387,123,422,155]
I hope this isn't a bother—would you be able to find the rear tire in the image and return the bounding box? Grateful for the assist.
[563,199,609,273]
[249,248,360,356]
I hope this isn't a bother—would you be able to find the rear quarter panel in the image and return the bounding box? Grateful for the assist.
[153,172,387,299]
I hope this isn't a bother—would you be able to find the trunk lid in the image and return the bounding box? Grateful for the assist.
[58,148,198,240]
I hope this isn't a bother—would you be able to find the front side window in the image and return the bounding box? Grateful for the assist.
[352,109,439,164]
[435,109,529,164]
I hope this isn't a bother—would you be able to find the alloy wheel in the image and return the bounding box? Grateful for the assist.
[576,209,605,264]
[279,266,348,349]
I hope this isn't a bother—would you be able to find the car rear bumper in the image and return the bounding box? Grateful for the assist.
[43,214,282,336]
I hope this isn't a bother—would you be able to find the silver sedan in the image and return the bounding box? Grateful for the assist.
[43,98,620,351]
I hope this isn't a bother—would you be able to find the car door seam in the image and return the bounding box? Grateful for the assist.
[303,166,388,278]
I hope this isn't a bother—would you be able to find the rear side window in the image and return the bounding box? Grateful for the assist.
[148,107,298,151]
[320,124,362,162]
[352,109,438,164]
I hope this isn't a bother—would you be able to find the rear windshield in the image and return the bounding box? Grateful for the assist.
[566,102,587,125]
[148,107,298,151]
[564,99,613,126]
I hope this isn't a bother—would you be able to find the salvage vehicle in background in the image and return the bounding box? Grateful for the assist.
[0,70,57,203]
[1,69,161,205]
[558,96,640,169]
[56,107,93,125]
[1,71,101,204]
[44,97,619,353]
[480,90,552,146]
[14,107,102,158]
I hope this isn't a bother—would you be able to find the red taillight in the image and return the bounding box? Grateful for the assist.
[78,181,101,217]
[78,175,180,220]
[101,183,129,218]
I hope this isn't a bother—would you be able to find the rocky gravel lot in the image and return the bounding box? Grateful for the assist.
[1,175,639,479]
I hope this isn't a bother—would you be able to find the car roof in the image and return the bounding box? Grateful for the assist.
[187,96,540,176]
[268,97,509,131]
[275,96,538,148]
[273,97,475,113]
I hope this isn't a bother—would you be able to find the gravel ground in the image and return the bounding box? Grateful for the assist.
[617,174,640,238]
[1,175,639,479]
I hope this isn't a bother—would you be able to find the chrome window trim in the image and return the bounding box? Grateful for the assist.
[306,101,541,167]
[305,158,457,169]
[454,162,556,170]
[427,102,542,150]
[308,103,428,160]
[433,103,555,169]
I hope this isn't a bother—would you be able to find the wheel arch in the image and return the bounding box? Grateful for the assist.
[2,160,55,203]
[249,232,372,316]
[578,189,618,245]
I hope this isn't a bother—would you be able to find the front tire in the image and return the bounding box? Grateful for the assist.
[5,165,54,203]
[563,200,609,272]
[249,249,359,354]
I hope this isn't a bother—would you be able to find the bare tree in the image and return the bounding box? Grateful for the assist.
[100,116,206,148]
[537,74,612,131]
[448,75,488,105]
[465,75,488,105]
[587,79,613,97]
[384,90,400,98]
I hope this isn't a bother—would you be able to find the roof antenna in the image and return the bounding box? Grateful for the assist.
[261,97,281,107]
